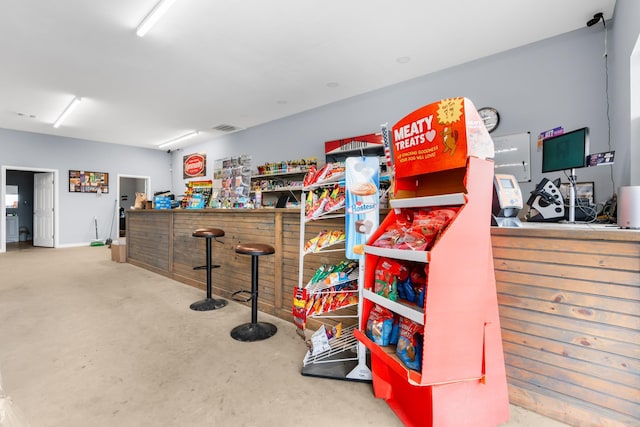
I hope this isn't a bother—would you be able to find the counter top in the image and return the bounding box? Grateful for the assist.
[491,221,640,241]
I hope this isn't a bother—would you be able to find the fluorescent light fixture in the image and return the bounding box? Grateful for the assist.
[53,96,82,128]
[136,0,178,37]
[158,130,199,149]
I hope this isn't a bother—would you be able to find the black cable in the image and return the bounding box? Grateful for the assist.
[601,18,616,198]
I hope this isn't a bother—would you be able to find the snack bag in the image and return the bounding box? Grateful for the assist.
[396,317,423,371]
[292,288,307,331]
[374,257,402,301]
[303,165,317,186]
[390,314,400,345]
[410,208,458,248]
[304,234,321,253]
[366,304,394,345]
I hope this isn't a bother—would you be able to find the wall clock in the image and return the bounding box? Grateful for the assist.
[478,107,500,133]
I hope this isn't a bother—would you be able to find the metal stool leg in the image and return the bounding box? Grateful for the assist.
[230,254,277,341]
[190,237,228,311]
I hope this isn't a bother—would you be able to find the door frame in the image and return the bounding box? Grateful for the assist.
[117,174,151,237]
[1,165,59,253]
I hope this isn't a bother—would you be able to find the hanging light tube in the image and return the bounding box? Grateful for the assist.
[136,0,178,37]
[158,130,199,149]
[53,96,82,128]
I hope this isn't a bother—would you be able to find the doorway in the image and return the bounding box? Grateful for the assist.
[1,166,58,253]
[117,174,150,238]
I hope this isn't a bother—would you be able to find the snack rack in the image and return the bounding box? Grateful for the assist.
[354,98,510,426]
[295,164,372,381]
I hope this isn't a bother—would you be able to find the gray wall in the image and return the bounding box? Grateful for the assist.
[2,0,639,248]
[1,129,172,246]
[172,1,640,207]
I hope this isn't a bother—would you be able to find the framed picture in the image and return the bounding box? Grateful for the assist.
[69,170,109,193]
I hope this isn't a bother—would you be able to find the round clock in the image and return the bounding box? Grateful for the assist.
[478,107,500,133]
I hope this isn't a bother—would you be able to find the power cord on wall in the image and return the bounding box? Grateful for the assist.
[587,12,617,208]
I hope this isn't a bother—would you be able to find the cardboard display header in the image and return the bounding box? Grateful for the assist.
[391,97,494,178]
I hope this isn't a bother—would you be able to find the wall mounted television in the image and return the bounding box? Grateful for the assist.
[541,127,590,173]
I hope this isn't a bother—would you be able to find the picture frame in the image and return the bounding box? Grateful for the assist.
[69,170,109,193]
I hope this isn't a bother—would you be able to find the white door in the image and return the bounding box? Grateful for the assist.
[33,172,54,247]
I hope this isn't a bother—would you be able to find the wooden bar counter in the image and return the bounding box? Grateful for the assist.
[126,207,348,322]
[492,223,639,427]
[127,209,639,427]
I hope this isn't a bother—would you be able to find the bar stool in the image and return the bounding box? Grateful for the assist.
[190,228,228,311]
[230,243,277,341]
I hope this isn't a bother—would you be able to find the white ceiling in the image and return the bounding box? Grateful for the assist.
[0,0,616,151]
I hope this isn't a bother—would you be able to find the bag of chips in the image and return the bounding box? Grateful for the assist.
[396,317,423,371]
[374,257,403,301]
[366,304,394,346]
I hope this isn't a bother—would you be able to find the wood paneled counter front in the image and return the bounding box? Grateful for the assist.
[127,210,639,427]
[492,223,639,427]
[126,208,304,320]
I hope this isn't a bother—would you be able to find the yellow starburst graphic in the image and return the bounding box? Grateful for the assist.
[436,98,463,125]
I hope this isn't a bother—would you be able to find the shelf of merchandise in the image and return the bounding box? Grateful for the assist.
[251,169,310,192]
[353,156,509,426]
[297,178,371,382]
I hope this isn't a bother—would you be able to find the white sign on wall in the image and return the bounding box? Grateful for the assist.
[492,132,531,182]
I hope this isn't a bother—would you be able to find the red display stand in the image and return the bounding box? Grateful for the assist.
[355,98,509,426]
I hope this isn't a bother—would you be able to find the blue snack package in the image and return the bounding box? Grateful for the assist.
[389,314,400,345]
[396,317,423,371]
[366,304,394,346]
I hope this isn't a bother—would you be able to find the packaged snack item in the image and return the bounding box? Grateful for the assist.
[303,165,317,186]
[396,317,423,371]
[315,230,332,250]
[410,208,458,248]
[310,325,331,355]
[374,257,402,301]
[324,185,345,213]
[390,314,400,345]
[304,234,321,253]
[328,230,345,245]
[366,304,394,345]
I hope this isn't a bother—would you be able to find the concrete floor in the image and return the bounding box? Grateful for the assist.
[0,245,570,427]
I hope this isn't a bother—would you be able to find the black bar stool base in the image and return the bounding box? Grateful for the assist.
[189,298,228,311]
[230,322,277,342]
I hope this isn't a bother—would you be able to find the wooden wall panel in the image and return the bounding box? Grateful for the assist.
[492,226,640,427]
[126,211,171,272]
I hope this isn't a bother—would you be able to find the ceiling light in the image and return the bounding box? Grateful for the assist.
[53,96,82,128]
[158,130,199,149]
[136,0,178,37]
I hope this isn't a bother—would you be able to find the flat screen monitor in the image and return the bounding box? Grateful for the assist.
[541,127,589,173]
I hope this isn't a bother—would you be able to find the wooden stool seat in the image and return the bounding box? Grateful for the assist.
[235,243,275,256]
[193,228,225,239]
